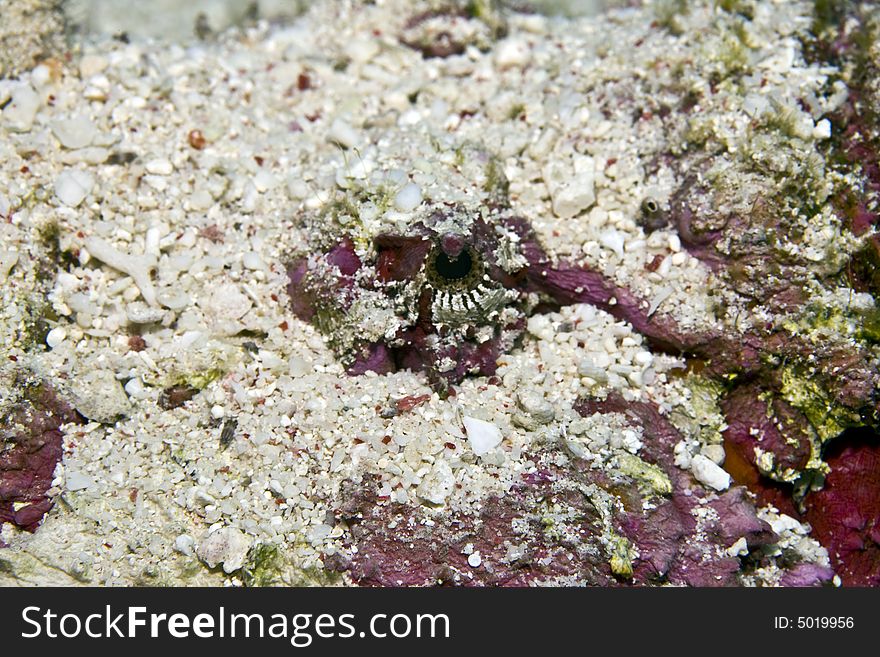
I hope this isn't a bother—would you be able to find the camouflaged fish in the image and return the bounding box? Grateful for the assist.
[286,146,529,388]
[285,142,692,389]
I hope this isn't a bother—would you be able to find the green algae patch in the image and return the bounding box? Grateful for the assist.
[669,374,728,447]
[607,535,635,579]
[148,343,240,393]
[243,543,285,587]
[170,365,226,391]
[782,301,880,344]
[615,452,673,497]
[779,365,859,444]
[244,543,343,587]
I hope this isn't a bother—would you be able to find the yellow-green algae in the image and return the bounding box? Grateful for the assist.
[614,452,673,497]
[607,535,635,579]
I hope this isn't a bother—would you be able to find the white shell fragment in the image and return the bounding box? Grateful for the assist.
[196,527,251,574]
[84,237,158,307]
[463,416,503,456]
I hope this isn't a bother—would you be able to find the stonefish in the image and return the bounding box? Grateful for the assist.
[286,142,690,390]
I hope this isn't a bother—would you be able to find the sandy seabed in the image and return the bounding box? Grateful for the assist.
[1,0,878,587]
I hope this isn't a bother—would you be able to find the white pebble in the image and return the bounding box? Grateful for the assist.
[671,252,687,266]
[527,314,554,341]
[393,183,422,212]
[674,440,693,469]
[668,234,681,252]
[599,230,625,259]
[578,360,608,383]
[54,169,95,207]
[700,443,726,466]
[79,54,108,78]
[30,64,51,87]
[51,115,97,150]
[416,461,455,505]
[208,283,252,320]
[46,326,67,348]
[126,302,164,324]
[766,513,804,535]
[145,158,174,175]
[70,369,131,423]
[211,405,226,419]
[813,118,831,139]
[726,537,749,557]
[344,37,380,63]
[253,170,276,192]
[634,351,653,366]
[656,255,672,278]
[156,289,190,310]
[242,252,265,270]
[174,534,195,556]
[124,377,146,399]
[144,226,162,257]
[83,85,108,102]
[463,416,503,456]
[328,118,360,149]
[495,38,531,68]
[690,454,731,491]
[517,391,555,424]
[467,551,483,568]
[1,83,40,132]
[544,155,595,218]
[66,471,96,492]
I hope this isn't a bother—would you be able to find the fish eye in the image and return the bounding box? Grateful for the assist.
[427,243,482,288]
[434,248,473,281]
[638,197,667,232]
[641,197,660,215]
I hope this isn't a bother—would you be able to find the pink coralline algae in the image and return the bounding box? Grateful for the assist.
[806,6,880,298]
[804,430,880,587]
[575,394,802,587]
[0,383,82,541]
[326,393,831,587]
[571,2,880,586]
[721,383,813,482]
[327,472,622,587]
